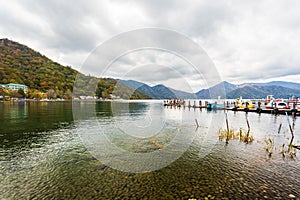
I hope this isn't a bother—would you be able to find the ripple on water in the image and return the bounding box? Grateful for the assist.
[1,102,300,199]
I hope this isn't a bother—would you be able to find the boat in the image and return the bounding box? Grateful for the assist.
[207,102,224,110]
[264,95,274,104]
[265,100,290,109]
[288,96,299,104]
[237,102,255,109]
[264,95,284,105]
[207,96,225,110]
[276,102,290,109]
[235,98,255,109]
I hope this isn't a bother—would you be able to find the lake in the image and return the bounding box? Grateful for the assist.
[0,100,300,199]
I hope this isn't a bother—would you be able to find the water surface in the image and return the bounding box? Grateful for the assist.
[0,101,300,199]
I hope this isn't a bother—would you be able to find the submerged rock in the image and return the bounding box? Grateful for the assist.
[288,194,296,198]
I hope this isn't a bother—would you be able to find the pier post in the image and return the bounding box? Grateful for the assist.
[286,112,294,138]
[188,100,191,108]
[274,103,279,115]
[256,101,262,113]
[225,112,230,144]
[199,101,202,108]
[234,101,237,109]
[194,101,196,108]
[293,102,296,110]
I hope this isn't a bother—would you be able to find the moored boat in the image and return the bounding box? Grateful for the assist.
[265,100,290,109]
[235,98,255,109]
[237,102,255,109]
[264,95,274,104]
[207,102,224,110]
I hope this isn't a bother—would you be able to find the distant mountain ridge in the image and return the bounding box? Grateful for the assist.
[226,84,300,99]
[119,79,300,99]
[117,79,196,99]
[239,81,300,90]
[196,81,237,99]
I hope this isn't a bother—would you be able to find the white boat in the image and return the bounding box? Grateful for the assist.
[265,100,289,109]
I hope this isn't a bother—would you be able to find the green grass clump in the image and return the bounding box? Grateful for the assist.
[219,128,253,143]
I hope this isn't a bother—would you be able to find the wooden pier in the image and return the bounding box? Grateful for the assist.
[164,99,300,116]
[229,108,300,116]
[164,99,208,109]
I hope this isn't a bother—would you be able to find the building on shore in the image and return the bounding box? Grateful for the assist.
[0,83,28,93]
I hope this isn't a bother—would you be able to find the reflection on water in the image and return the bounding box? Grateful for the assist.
[0,102,74,149]
[0,101,300,199]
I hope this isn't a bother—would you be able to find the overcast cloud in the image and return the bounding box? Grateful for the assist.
[0,0,300,91]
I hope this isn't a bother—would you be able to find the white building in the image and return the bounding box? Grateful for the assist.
[0,83,28,93]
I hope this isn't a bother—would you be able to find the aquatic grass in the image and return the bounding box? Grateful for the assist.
[148,138,164,149]
[104,128,176,153]
[264,137,298,159]
[279,143,297,159]
[219,128,237,142]
[219,128,254,143]
[264,138,274,158]
[219,113,254,144]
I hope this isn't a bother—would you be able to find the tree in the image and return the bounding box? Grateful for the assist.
[0,86,9,100]
[95,80,115,99]
[11,90,23,98]
[63,89,73,99]
[46,89,57,99]
[17,88,25,98]
[56,90,63,98]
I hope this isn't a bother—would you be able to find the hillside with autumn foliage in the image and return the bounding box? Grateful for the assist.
[0,39,76,98]
[0,39,150,99]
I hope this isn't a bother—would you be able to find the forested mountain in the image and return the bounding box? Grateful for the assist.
[0,39,76,94]
[0,39,150,99]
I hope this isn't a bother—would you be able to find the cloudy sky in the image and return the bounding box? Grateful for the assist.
[1,0,300,92]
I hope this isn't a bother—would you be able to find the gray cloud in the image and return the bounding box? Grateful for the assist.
[0,0,300,91]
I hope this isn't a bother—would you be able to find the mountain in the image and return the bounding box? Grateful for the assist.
[117,79,146,90]
[196,81,300,99]
[226,85,300,99]
[150,84,176,99]
[196,81,237,99]
[117,79,158,98]
[118,80,196,99]
[255,81,300,90]
[0,38,77,94]
[0,38,150,99]
[120,79,300,99]
[168,88,197,99]
[226,85,267,99]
